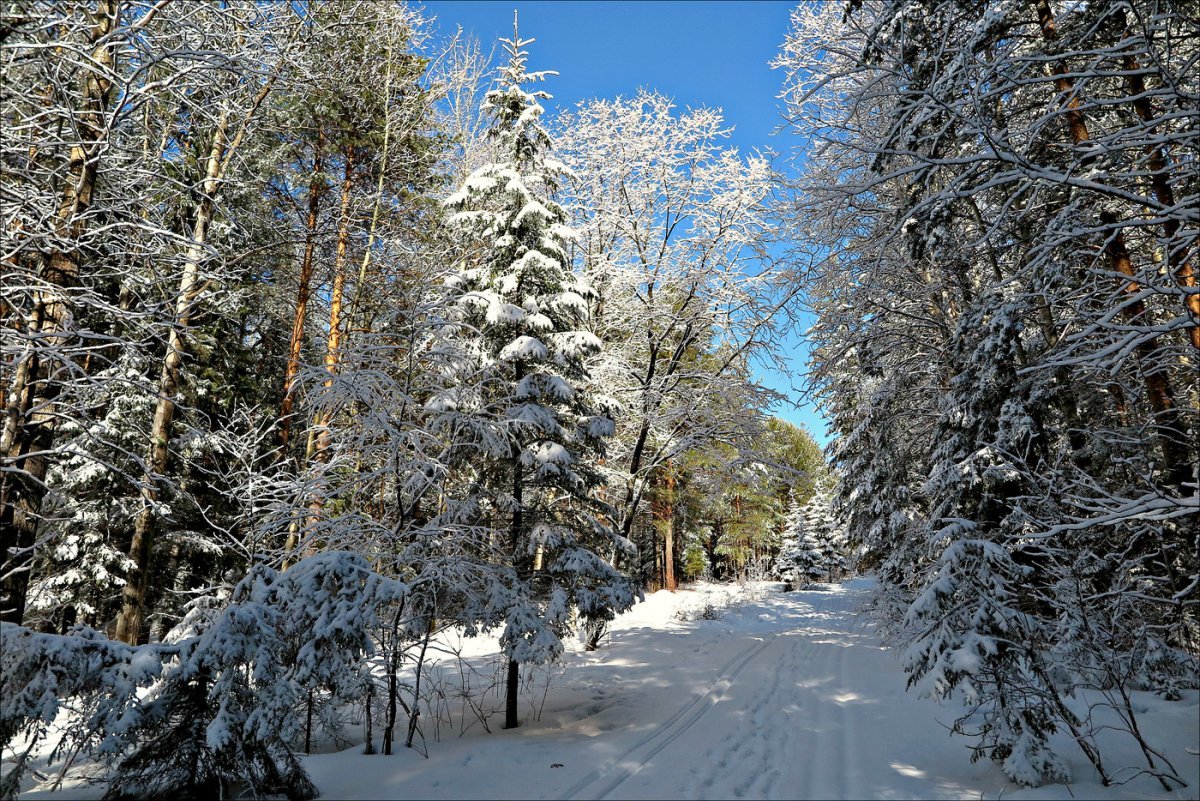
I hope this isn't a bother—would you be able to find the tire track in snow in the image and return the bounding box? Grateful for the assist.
[563,634,775,801]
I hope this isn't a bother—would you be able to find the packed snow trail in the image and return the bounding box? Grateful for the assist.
[294,578,1196,801]
[19,579,1195,800]
[560,633,775,799]
[568,581,907,801]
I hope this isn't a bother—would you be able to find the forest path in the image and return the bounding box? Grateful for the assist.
[300,579,1196,801]
[571,579,980,801]
[560,629,776,800]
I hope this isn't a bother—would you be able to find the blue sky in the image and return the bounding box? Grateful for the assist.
[421,1,828,446]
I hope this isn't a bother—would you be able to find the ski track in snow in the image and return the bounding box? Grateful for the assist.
[15,579,1199,801]
[572,584,874,801]
[563,633,776,800]
[835,633,864,801]
[296,579,1198,801]
[685,586,853,801]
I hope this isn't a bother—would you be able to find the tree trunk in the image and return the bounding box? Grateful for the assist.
[110,45,283,642]
[1098,212,1192,490]
[278,133,325,456]
[349,33,395,333]
[115,110,229,645]
[616,318,697,560]
[304,690,314,753]
[707,524,721,581]
[284,147,356,562]
[504,658,520,731]
[654,461,677,591]
[312,148,355,456]
[363,679,375,755]
[505,358,526,730]
[1,0,119,624]
[382,600,405,756]
[405,621,433,749]
[300,148,356,538]
[1114,13,1199,350]
[1035,0,1193,492]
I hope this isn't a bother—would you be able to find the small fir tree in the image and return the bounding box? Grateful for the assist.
[804,481,847,581]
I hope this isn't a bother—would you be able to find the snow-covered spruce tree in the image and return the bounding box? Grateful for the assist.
[439,18,637,730]
[0,622,162,798]
[105,552,404,800]
[21,349,152,633]
[794,479,846,582]
[901,287,1110,787]
[775,495,824,590]
[1,0,125,625]
[902,540,1087,787]
[2,557,393,801]
[774,497,806,590]
[807,263,936,619]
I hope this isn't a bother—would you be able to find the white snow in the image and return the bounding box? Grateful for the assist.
[512,200,554,228]
[486,300,527,326]
[553,291,589,315]
[549,222,579,241]
[499,335,549,362]
[550,330,602,357]
[15,579,1198,801]
[300,579,1199,800]
[510,249,561,274]
[526,441,572,466]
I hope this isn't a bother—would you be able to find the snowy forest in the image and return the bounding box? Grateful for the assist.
[0,1,1196,799]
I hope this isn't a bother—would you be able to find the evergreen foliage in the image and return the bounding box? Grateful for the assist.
[778,0,1197,787]
[2,1,1192,795]
[439,19,637,721]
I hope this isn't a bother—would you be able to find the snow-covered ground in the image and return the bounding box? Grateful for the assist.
[306,578,1198,801]
[19,578,1200,800]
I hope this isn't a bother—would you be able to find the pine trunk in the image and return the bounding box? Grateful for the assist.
[305,148,355,480]
[1035,0,1193,492]
[1097,213,1192,490]
[1114,13,1199,350]
[285,148,355,561]
[278,135,325,456]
